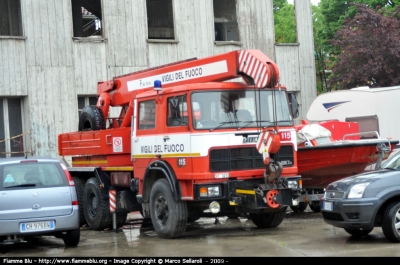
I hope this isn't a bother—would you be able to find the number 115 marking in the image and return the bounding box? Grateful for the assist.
[280,131,291,140]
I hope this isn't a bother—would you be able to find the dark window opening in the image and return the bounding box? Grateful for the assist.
[78,96,98,117]
[146,0,175,40]
[213,0,239,41]
[0,98,24,158]
[0,0,22,36]
[273,0,297,43]
[71,0,102,37]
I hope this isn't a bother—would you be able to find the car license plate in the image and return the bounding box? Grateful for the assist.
[322,201,333,211]
[20,221,55,232]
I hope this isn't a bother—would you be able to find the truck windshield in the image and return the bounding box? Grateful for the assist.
[191,90,293,130]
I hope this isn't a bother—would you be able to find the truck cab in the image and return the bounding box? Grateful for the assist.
[58,50,303,238]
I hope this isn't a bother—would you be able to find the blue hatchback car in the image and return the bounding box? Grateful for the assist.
[0,157,80,246]
[321,151,400,243]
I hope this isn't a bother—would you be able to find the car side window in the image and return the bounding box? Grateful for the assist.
[138,100,156,130]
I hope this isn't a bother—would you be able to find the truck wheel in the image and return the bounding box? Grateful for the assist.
[309,201,321,213]
[83,177,111,230]
[78,105,105,131]
[149,179,188,238]
[250,207,287,228]
[62,228,80,247]
[72,177,86,226]
[290,202,308,213]
[344,228,372,237]
[382,201,400,243]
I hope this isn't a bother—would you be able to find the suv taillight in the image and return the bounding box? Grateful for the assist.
[60,163,74,186]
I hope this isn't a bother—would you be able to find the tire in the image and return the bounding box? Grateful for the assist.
[83,177,111,230]
[62,228,80,247]
[73,177,86,226]
[149,179,188,238]
[309,201,321,213]
[250,207,287,228]
[382,201,400,243]
[344,228,372,237]
[78,105,105,131]
[290,202,308,213]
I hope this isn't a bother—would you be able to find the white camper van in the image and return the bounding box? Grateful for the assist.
[307,86,400,166]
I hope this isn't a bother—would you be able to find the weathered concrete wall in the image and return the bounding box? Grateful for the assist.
[0,0,316,158]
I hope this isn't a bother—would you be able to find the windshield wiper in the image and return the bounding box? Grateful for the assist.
[172,118,188,125]
[237,121,255,130]
[209,121,237,132]
[5,183,37,188]
[237,120,275,130]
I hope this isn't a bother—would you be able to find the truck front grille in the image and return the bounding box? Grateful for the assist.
[209,146,294,172]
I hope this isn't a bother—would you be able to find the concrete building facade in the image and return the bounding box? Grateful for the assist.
[0,0,316,159]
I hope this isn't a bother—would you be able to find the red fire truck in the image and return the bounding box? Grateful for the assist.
[58,50,302,238]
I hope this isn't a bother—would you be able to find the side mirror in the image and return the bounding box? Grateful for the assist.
[289,92,299,119]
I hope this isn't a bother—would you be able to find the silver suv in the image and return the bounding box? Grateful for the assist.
[0,157,80,246]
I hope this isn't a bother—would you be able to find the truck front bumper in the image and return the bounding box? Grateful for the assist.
[193,177,302,211]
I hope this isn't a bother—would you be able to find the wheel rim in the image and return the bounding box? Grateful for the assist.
[395,207,400,235]
[88,192,98,218]
[155,194,169,226]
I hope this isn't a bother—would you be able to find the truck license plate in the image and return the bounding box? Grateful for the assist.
[21,221,55,232]
[322,201,333,211]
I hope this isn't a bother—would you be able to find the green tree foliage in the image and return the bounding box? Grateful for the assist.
[319,0,399,43]
[273,0,288,12]
[315,0,399,92]
[312,5,329,93]
[274,1,296,43]
[328,4,400,90]
[318,0,350,42]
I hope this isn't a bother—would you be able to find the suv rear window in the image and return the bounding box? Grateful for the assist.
[0,162,67,190]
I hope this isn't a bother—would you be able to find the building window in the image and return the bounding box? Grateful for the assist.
[213,0,239,42]
[71,0,102,37]
[78,96,98,117]
[273,0,297,43]
[0,0,22,36]
[146,0,175,40]
[0,98,24,158]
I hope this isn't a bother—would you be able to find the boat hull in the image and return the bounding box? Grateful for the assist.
[298,141,398,188]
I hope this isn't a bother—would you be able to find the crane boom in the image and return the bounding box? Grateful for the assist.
[97,50,280,107]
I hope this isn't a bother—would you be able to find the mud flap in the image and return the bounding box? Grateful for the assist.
[118,190,142,212]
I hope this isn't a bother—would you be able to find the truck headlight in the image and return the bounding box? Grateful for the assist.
[287,180,298,189]
[199,186,220,197]
[348,183,370,198]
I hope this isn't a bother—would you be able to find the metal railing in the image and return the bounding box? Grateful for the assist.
[0,132,31,156]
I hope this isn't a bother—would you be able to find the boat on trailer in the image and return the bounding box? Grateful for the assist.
[293,120,398,212]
